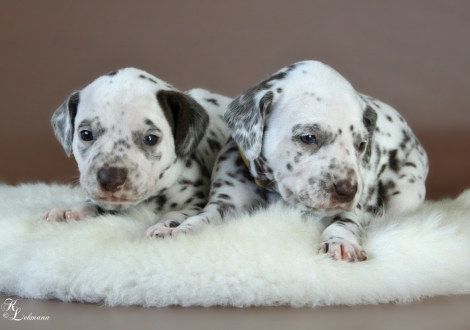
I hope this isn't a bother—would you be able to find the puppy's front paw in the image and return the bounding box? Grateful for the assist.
[318,237,368,262]
[39,208,81,222]
[144,220,180,238]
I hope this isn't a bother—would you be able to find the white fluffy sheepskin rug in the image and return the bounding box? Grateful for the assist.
[1,183,470,307]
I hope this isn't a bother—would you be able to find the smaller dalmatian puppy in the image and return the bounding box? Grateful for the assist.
[157,61,429,262]
[41,68,230,236]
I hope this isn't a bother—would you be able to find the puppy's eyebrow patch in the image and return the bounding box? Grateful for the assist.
[78,120,92,129]
[144,119,161,132]
[292,123,322,135]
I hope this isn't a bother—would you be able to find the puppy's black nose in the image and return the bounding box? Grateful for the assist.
[333,180,357,203]
[97,167,128,192]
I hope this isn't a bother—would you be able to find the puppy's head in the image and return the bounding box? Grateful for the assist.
[51,68,208,210]
[225,61,377,213]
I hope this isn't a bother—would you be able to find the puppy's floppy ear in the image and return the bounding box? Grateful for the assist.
[51,91,80,157]
[362,105,378,163]
[157,90,209,160]
[224,88,274,162]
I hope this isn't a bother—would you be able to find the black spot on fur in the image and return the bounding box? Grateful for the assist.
[377,180,396,209]
[139,74,157,84]
[378,164,387,178]
[388,149,401,172]
[154,194,167,210]
[208,138,222,152]
[205,98,219,106]
[400,130,412,150]
[194,191,205,199]
[209,201,236,218]
[218,194,231,200]
[168,220,180,228]
[107,70,118,76]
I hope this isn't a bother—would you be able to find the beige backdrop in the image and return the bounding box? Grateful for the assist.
[1,1,470,328]
[1,0,469,199]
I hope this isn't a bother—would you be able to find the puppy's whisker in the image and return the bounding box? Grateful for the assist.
[64,176,80,186]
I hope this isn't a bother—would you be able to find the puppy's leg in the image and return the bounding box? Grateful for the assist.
[318,212,368,262]
[145,140,269,238]
[39,201,100,222]
[143,177,210,238]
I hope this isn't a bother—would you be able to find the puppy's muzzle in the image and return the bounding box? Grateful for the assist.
[97,167,128,192]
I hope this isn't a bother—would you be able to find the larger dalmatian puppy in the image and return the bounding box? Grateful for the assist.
[157,61,429,262]
[41,68,230,236]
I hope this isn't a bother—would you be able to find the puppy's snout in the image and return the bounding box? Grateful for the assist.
[98,167,128,192]
[333,180,357,203]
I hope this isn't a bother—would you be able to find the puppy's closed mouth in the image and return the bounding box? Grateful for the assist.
[95,196,137,203]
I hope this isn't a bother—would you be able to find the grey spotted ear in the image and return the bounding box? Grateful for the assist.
[224,89,274,162]
[363,105,378,163]
[156,90,209,160]
[51,91,80,157]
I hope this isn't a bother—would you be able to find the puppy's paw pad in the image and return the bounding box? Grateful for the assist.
[318,237,367,262]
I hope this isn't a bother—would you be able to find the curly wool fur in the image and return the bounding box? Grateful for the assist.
[0,183,469,307]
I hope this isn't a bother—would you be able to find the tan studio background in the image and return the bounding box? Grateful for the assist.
[1,1,470,329]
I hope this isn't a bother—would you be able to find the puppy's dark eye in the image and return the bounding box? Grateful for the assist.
[80,130,93,141]
[300,134,317,144]
[358,141,367,152]
[143,135,159,146]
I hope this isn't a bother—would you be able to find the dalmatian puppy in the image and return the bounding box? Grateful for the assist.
[41,68,230,236]
[157,60,429,262]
